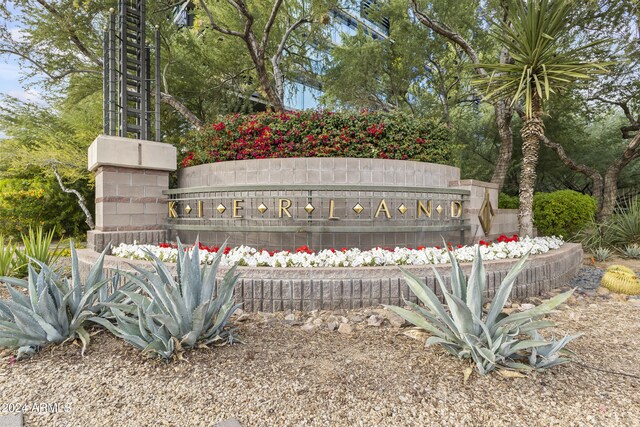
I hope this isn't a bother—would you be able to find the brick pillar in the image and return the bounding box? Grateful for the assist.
[448,179,501,243]
[87,135,176,252]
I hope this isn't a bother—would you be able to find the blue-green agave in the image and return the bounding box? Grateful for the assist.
[0,243,112,359]
[387,246,578,375]
[91,239,241,360]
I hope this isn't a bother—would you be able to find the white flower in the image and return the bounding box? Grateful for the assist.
[111,236,565,269]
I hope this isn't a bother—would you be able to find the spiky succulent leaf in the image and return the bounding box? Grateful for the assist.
[94,238,241,361]
[389,245,579,375]
[0,243,111,358]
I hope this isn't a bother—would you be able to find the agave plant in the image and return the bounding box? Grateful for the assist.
[386,245,577,375]
[620,243,640,260]
[593,247,613,262]
[91,239,241,360]
[0,243,111,359]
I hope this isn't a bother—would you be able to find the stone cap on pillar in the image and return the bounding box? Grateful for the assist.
[88,134,177,172]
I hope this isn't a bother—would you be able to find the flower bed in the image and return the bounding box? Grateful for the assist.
[112,235,564,268]
[178,110,453,167]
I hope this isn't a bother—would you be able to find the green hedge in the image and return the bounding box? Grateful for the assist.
[178,110,454,167]
[498,193,520,209]
[0,178,92,239]
[533,190,597,238]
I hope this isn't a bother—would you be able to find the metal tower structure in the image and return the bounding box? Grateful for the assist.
[103,0,161,141]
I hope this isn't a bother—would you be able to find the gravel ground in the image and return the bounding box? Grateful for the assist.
[1,293,640,427]
[2,256,639,426]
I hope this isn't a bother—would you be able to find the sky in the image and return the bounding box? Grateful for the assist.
[0,6,45,138]
[0,4,43,105]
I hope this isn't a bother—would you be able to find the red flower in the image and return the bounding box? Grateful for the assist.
[213,122,226,131]
[417,246,426,250]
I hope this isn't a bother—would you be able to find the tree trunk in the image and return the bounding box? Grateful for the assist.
[160,92,204,130]
[599,167,620,220]
[598,131,640,220]
[491,99,514,189]
[540,134,605,210]
[518,95,544,237]
[246,34,284,112]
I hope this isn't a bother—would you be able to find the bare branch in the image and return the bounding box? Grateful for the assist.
[160,92,204,130]
[261,0,285,50]
[273,17,311,64]
[409,0,486,76]
[197,0,245,38]
[50,163,95,230]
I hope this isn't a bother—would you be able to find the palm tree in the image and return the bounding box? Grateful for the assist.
[473,0,610,237]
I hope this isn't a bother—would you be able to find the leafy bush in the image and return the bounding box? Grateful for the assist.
[178,110,454,167]
[533,190,597,238]
[0,244,111,359]
[498,193,520,209]
[91,239,241,360]
[0,178,92,239]
[386,246,577,375]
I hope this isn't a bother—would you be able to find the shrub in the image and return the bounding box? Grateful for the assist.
[178,110,454,167]
[91,239,241,361]
[533,190,597,238]
[498,193,520,209]
[386,246,577,375]
[0,178,92,240]
[0,243,112,359]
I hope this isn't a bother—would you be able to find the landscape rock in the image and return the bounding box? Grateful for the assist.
[327,321,338,332]
[301,323,317,333]
[367,315,383,327]
[338,323,353,334]
[384,311,408,328]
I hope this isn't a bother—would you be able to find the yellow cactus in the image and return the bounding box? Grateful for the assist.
[601,265,640,295]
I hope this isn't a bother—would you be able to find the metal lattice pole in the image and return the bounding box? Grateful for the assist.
[102,0,159,140]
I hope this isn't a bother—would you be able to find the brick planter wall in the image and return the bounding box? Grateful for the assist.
[77,243,582,312]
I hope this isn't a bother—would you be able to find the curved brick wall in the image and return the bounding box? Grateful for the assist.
[78,243,582,312]
[177,157,461,188]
